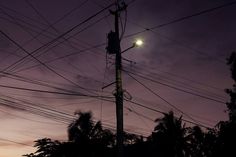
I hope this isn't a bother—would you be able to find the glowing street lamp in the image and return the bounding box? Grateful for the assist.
[135,39,143,47]
[121,39,144,53]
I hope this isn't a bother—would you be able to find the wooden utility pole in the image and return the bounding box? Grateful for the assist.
[114,5,124,157]
[106,1,126,157]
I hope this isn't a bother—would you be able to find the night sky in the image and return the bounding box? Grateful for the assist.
[0,0,235,156]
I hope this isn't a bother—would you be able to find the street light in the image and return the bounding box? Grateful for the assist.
[135,39,143,47]
[121,39,144,54]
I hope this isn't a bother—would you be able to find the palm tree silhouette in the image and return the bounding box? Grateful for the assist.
[68,111,114,146]
[23,138,61,157]
[67,111,115,157]
[151,111,188,157]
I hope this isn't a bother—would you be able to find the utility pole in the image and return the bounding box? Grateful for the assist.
[106,1,126,157]
[114,4,124,157]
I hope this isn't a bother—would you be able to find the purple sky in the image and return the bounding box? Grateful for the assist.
[0,0,235,156]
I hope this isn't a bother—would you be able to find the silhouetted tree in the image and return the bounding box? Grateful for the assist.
[186,126,218,157]
[23,138,61,157]
[226,51,236,122]
[24,112,115,157]
[68,111,115,147]
[24,110,149,157]
[67,111,115,157]
[213,52,236,157]
[123,132,143,145]
[186,126,204,157]
[150,111,188,157]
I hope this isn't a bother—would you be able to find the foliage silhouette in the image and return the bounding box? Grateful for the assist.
[226,51,236,122]
[24,53,236,157]
[213,52,236,157]
[23,138,61,157]
[149,111,188,157]
[68,111,115,147]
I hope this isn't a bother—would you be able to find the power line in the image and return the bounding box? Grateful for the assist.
[24,0,88,29]
[130,96,218,125]
[14,42,105,73]
[0,4,49,26]
[123,63,226,101]
[3,7,225,100]
[125,0,236,38]
[1,64,113,97]
[125,99,213,129]
[1,94,102,124]
[125,71,203,127]
[0,7,82,55]
[0,71,110,97]
[0,0,91,60]
[0,107,62,125]
[125,105,154,123]
[124,69,225,104]
[1,2,114,73]
[9,14,109,73]
[0,0,227,142]
[0,8,113,96]
[124,62,224,92]
[127,20,225,63]
[0,30,99,95]
[0,8,75,74]
[0,137,33,147]
[0,49,113,95]
[23,0,90,68]
[0,94,148,137]
[0,7,110,73]
[4,19,225,105]
[4,0,228,102]
[0,96,76,123]
[0,84,113,99]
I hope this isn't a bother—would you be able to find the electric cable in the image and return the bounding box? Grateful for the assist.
[124,71,204,127]
[125,0,236,38]
[123,69,225,104]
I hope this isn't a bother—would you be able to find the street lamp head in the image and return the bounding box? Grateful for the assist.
[135,39,143,47]
[122,39,144,53]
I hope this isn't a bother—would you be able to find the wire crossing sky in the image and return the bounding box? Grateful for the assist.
[0,0,235,157]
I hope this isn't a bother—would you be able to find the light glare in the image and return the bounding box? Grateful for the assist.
[135,39,143,46]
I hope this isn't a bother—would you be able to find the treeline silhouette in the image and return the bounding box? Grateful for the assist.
[23,53,236,157]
